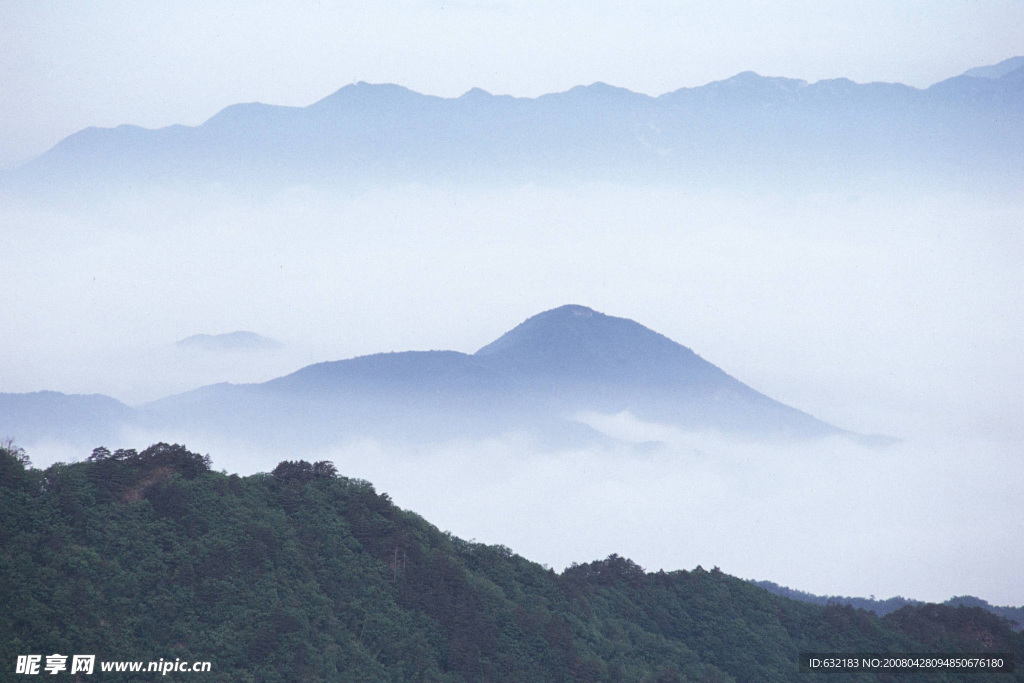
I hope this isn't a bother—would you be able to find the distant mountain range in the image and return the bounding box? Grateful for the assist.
[752,580,1024,632]
[0,305,886,451]
[4,57,1022,195]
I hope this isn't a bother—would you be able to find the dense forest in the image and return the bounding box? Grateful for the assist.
[2,442,1020,681]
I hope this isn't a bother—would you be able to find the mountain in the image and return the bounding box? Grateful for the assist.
[3,445,1020,681]
[175,331,282,352]
[141,305,865,448]
[1,306,885,451]
[5,58,1023,195]
[472,305,841,436]
[0,391,134,446]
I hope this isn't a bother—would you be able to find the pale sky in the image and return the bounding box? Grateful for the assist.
[2,0,1023,168]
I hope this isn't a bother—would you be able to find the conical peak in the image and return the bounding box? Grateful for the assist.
[473,305,707,385]
[475,305,612,356]
[533,304,601,320]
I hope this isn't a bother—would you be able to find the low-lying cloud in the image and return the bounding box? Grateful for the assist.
[57,421,1017,609]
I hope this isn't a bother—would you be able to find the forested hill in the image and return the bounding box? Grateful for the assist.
[2,444,1021,682]
[751,581,1024,633]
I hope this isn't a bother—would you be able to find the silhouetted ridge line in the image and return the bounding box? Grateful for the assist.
[2,306,893,448]
[131,305,870,446]
[5,57,1022,195]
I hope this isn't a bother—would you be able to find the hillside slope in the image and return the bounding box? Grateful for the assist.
[2,445,1019,682]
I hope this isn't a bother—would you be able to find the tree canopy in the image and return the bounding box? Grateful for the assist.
[2,445,1020,682]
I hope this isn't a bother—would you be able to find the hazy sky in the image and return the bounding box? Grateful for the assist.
[2,0,1023,167]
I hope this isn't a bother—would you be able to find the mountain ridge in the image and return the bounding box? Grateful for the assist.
[6,57,1022,194]
[1,305,880,449]
[752,579,1024,632]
